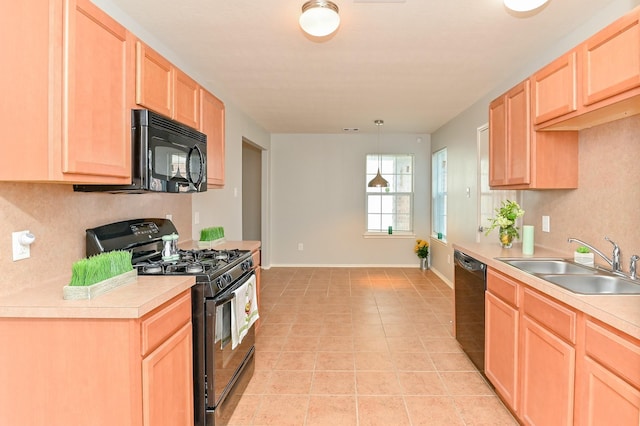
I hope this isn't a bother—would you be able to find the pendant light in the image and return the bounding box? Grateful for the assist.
[503,0,549,12]
[299,1,340,37]
[368,120,389,188]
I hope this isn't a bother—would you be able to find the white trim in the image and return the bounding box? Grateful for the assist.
[362,232,415,239]
[267,263,423,268]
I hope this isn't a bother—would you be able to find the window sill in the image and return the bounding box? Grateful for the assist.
[363,232,416,239]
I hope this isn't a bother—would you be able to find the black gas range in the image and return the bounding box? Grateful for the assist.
[85,218,258,425]
[86,218,253,297]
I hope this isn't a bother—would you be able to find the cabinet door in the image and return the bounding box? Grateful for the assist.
[136,41,173,118]
[200,89,226,187]
[532,51,578,124]
[582,9,640,106]
[576,357,640,426]
[489,96,507,186]
[142,322,194,426]
[520,316,575,426]
[0,0,53,179]
[505,81,531,186]
[173,69,200,129]
[485,291,519,412]
[63,0,132,180]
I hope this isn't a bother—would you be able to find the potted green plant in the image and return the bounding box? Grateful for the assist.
[485,200,525,248]
[414,239,429,270]
[574,245,594,266]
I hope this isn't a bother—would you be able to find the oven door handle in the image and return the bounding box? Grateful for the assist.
[215,292,236,307]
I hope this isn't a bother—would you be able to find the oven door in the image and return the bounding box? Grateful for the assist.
[205,272,256,412]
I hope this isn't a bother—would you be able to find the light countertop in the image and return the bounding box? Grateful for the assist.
[0,241,261,320]
[453,241,640,340]
[0,275,195,319]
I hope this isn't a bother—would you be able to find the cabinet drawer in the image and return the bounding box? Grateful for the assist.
[585,318,640,389]
[522,287,576,344]
[141,291,191,356]
[487,268,519,306]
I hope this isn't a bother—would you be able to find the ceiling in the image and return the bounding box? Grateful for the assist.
[108,0,621,134]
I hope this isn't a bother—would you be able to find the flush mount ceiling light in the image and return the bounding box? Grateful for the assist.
[503,0,549,12]
[299,1,340,37]
[368,120,389,188]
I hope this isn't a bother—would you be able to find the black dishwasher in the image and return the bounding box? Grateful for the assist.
[454,250,487,375]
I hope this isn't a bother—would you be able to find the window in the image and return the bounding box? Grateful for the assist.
[366,154,414,233]
[432,148,447,240]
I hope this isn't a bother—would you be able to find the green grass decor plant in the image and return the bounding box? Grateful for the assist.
[69,250,133,286]
[200,226,224,241]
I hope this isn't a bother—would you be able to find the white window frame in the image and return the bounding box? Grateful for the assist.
[364,153,415,237]
[432,148,447,241]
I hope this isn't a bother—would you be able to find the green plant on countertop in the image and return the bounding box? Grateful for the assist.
[200,226,224,241]
[69,250,133,286]
[576,246,591,253]
[484,200,525,239]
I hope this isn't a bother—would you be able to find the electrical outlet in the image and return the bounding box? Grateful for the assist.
[12,230,33,261]
[194,212,200,225]
[298,243,304,251]
[542,215,550,233]
[165,214,172,221]
[447,254,451,264]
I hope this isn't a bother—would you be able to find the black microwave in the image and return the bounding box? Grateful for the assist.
[74,109,207,193]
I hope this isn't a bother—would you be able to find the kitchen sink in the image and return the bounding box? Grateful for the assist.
[500,259,597,275]
[499,258,640,295]
[541,274,640,295]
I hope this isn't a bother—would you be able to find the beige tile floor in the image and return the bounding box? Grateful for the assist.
[225,267,518,425]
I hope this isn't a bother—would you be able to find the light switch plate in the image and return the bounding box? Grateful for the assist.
[542,216,550,233]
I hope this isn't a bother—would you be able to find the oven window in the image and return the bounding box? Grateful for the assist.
[216,300,232,349]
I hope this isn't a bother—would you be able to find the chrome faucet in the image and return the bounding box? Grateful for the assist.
[630,255,639,280]
[567,236,622,273]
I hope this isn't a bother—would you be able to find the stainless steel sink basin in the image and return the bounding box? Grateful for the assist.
[541,274,640,295]
[501,259,596,275]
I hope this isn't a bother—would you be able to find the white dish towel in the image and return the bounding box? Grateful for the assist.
[231,274,259,349]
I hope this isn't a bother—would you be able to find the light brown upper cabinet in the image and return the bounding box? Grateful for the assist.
[532,50,578,125]
[536,7,640,130]
[489,80,578,189]
[199,89,226,188]
[0,0,133,184]
[135,41,200,129]
[135,42,172,118]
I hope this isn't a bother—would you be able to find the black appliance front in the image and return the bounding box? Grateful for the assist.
[454,250,487,375]
[193,272,257,426]
[73,109,207,193]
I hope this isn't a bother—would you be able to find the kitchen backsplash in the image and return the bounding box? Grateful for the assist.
[0,183,191,296]
[523,114,640,271]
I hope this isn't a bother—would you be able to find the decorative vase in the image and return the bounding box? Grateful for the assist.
[499,227,514,249]
[420,257,428,271]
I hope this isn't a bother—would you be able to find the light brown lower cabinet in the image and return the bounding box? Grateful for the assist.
[574,318,640,425]
[485,268,640,425]
[0,290,193,426]
[486,276,519,411]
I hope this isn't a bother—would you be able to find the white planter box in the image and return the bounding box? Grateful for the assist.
[62,270,137,300]
[574,252,595,266]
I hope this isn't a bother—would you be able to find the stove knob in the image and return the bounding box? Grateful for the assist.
[215,277,225,289]
[242,258,254,271]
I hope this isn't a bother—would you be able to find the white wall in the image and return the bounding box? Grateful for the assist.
[270,133,430,266]
[430,0,640,284]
